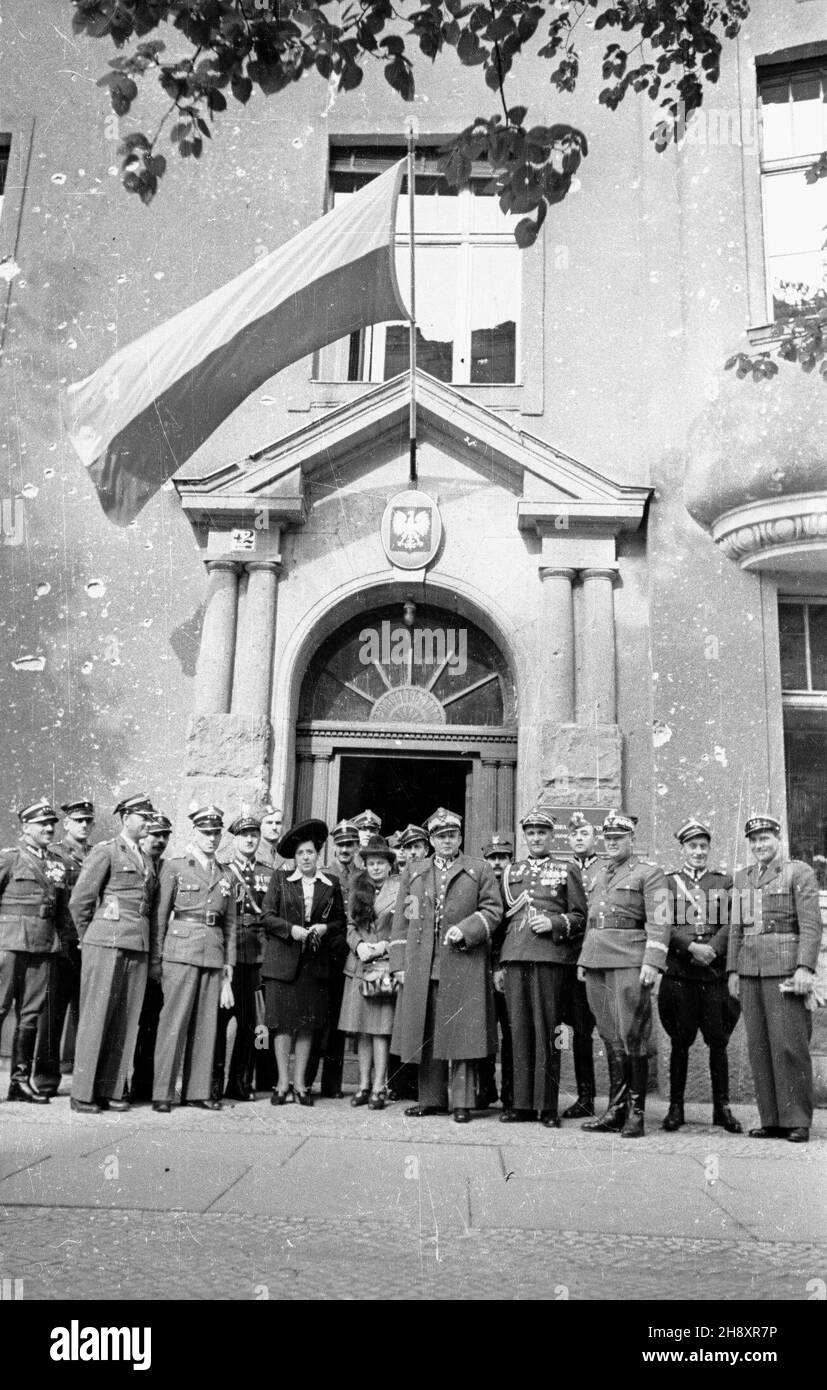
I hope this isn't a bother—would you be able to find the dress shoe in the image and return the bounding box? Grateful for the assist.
[270,1088,293,1106]
[368,1092,386,1111]
[351,1089,371,1107]
[662,1102,684,1132]
[561,1094,595,1120]
[540,1111,561,1128]
[8,1080,50,1105]
[786,1127,809,1143]
[225,1087,256,1103]
[107,1098,131,1112]
[70,1097,102,1114]
[295,1090,314,1107]
[712,1104,742,1134]
[404,1104,448,1117]
[152,1101,171,1114]
[321,1089,345,1100]
[186,1099,222,1111]
[499,1109,534,1123]
[453,1108,472,1124]
[749,1125,785,1138]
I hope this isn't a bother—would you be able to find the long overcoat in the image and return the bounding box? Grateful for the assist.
[388,854,502,1062]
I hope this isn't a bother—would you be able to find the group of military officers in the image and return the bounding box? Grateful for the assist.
[0,792,822,1141]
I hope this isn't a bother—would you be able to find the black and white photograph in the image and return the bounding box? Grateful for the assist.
[0,0,825,1341]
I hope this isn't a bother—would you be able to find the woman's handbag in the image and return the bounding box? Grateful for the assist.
[360,969,398,999]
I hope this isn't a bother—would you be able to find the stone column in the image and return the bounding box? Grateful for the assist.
[578,568,618,724]
[539,567,576,723]
[310,752,334,821]
[232,559,281,717]
[478,756,499,846]
[497,760,515,834]
[294,755,315,821]
[194,559,240,716]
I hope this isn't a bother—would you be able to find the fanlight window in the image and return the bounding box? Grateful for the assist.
[299,605,514,727]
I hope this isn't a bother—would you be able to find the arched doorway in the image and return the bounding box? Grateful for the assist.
[294,601,518,852]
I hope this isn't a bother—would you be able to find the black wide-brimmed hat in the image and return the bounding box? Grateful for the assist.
[361,834,396,864]
[278,818,328,859]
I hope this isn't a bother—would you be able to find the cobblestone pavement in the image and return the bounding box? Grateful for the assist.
[1,1084,825,1301]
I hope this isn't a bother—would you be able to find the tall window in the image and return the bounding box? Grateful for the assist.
[758,62,827,322]
[326,146,521,385]
[779,599,827,885]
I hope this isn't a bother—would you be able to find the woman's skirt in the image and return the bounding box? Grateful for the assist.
[338,975,396,1038]
[264,965,327,1033]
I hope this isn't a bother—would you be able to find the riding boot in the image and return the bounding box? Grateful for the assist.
[210,1064,224,1103]
[8,1026,49,1103]
[581,1048,629,1132]
[662,1046,688,1131]
[621,1055,648,1138]
[562,1032,596,1118]
[709,1047,743,1133]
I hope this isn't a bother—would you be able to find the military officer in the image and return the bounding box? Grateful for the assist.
[659,817,741,1133]
[579,810,670,1138]
[498,812,587,1126]
[69,793,158,1114]
[353,809,382,851]
[389,807,501,1123]
[213,812,273,1101]
[561,812,600,1119]
[728,814,822,1143]
[479,833,514,1111]
[306,818,364,1097]
[128,812,173,1102]
[32,798,95,1096]
[0,800,71,1103]
[151,805,236,1113]
[398,824,430,863]
[387,825,430,1102]
[258,803,288,871]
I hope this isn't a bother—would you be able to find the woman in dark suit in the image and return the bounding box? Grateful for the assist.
[260,818,345,1106]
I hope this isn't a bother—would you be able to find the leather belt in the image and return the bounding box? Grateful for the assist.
[742,925,799,938]
[173,911,219,927]
[0,906,54,921]
[590,912,641,931]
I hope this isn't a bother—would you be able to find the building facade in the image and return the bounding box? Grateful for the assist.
[1,4,825,1090]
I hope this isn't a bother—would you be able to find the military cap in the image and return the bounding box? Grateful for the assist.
[261,801,282,818]
[144,813,172,835]
[386,831,402,849]
[362,834,396,864]
[675,817,711,844]
[745,814,781,839]
[228,813,261,836]
[521,809,557,831]
[482,833,514,858]
[331,818,360,844]
[114,793,154,817]
[19,798,59,825]
[353,809,382,833]
[398,823,429,849]
[189,804,224,830]
[427,807,462,833]
[60,799,95,819]
[568,810,595,831]
[278,818,328,859]
[602,810,638,835]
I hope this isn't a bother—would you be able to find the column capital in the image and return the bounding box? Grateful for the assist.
[580,567,619,583]
[538,565,577,581]
[243,558,283,575]
[204,556,242,575]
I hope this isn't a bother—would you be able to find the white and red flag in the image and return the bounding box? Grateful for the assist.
[64,161,408,525]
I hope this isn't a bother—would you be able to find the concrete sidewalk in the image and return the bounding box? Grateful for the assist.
[1,1074,825,1300]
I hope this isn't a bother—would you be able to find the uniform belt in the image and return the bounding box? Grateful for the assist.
[0,906,54,921]
[590,913,641,931]
[173,911,220,927]
[241,914,261,928]
[742,925,799,939]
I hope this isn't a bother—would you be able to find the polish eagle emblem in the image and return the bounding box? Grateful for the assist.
[392,507,431,551]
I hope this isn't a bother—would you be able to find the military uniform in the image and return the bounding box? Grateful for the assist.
[728,816,823,1135]
[306,820,364,1097]
[479,833,514,1111]
[70,800,159,1107]
[579,811,669,1137]
[561,812,601,1118]
[0,801,71,1102]
[32,800,93,1095]
[500,815,587,1120]
[152,815,237,1108]
[658,818,740,1132]
[129,812,172,1102]
[214,834,273,1100]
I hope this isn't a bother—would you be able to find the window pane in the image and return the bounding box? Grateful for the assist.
[383,324,453,381]
[763,169,827,314]
[468,185,522,234]
[779,602,808,689]
[784,706,827,886]
[469,245,519,384]
[760,78,793,160]
[396,183,460,236]
[808,604,827,691]
[790,72,827,156]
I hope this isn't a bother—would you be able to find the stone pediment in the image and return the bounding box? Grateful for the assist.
[174,371,650,548]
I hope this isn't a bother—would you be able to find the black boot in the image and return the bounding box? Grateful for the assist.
[621,1055,648,1138]
[662,1046,688,1131]
[210,1065,224,1103]
[710,1047,743,1133]
[8,1029,50,1104]
[562,1033,596,1119]
[582,1049,629,1132]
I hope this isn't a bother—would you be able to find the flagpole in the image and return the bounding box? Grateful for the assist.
[405,119,418,489]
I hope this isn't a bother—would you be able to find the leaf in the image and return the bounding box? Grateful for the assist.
[507,105,527,126]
